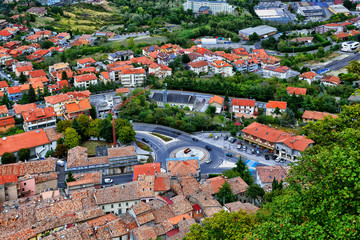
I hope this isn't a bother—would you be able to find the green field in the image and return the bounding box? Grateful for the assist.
[81,140,109,155]
[107,36,169,47]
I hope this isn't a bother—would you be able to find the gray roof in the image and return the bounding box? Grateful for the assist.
[152,93,196,104]
[239,25,277,36]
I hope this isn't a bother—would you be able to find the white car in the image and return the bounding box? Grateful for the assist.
[205,158,212,164]
[104,178,113,184]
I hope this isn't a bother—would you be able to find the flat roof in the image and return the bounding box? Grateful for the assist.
[239,25,277,36]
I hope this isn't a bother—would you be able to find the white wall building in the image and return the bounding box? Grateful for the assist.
[183,0,235,14]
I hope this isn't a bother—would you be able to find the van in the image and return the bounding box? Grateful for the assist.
[214,136,219,140]
[57,160,65,167]
[237,145,241,150]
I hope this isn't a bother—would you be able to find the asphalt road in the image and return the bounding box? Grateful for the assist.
[133,123,267,175]
[313,52,360,72]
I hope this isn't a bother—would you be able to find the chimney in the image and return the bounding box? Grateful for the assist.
[2,137,6,141]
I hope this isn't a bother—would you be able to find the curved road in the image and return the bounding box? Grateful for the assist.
[133,123,265,174]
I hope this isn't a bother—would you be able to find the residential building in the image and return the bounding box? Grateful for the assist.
[74,73,98,88]
[0,116,15,132]
[18,172,58,197]
[0,80,9,93]
[265,101,287,117]
[188,193,222,217]
[238,25,277,40]
[44,94,72,116]
[255,165,289,190]
[67,172,102,192]
[0,128,61,161]
[166,157,201,180]
[7,86,22,101]
[99,71,111,83]
[209,95,224,113]
[210,60,234,77]
[302,110,338,122]
[0,175,18,202]
[231,98,256,118]
[133,162,161,181]
[188,61,209,74]
[316,22,350,34]
[233,59,259,73]
[298,71,320,85]
[182,0,235,15]
[0,54,12,65]
[65,145,138,175]
[263,66,290,79]
[242,122,314,161]
[286,87,307,96]
[95,94,121,118]
[15,64,33,77]
[76,57,96,68]
[13,103,37,118]
[120,68,146,87]
[63,98,92,120]
[22,107,57,131]
[108,50,134,62]
[48,62,70,73]
[321,75,342,86]
[151,92,196,110]
[48,80,68,94]
[148,63,172,79]
[0,105,8,117]
[224,201,259,214]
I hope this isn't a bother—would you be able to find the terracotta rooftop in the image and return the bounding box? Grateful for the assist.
[166,157,199,178]
[0,80,9,88]
[299,71,317,80]
[94,181,140,205]
[188,60,208,68]
[170,195,193,215]
[256,165,290,184]
[302,110,338,121]
[180,175,200,196]
[133,162,161,181]
[154,172,171,192]
[116,88,130,94]
[0,157,56,176]
[74,73,97,83]
[77,57,96,65]
[225,201,259,214]
[121,68,146,74]
[44,94,71,105]
[137,174,155,198]
[0,115,15,127]
[231,98,255,107]
[131,225,157,240]
[266,101,287,110]
[286,87,307,95]
[108,145,136,159]
[65,98,91,114]
[322,75,341,85]
[67,146,109,168]
[44,128,63,142]
[0,175,17,185]
[209,95,224,105]
[73,172,102,185]
[0,105,9,115]
[22,106,56,123]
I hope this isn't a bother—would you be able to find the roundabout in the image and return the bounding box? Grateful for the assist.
[169,146,210,163]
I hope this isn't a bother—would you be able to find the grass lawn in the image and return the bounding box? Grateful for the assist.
[107,36,169,47]
[150,133,172,142]
[136,141,151,151]
[81,140,109,155]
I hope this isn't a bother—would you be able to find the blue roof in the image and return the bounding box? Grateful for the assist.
[199,6,209,11]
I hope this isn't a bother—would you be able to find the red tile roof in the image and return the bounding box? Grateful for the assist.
[302,110,338,121]
[7,86,21,94]
[0,129,50,156]
[209,95,224,105]
[0,80,9,88]
[116,88,130,94]
[266,101,287,109]
[16,65,33,72]
[74,73,97,83]
[286,87,307,95]
[22,107,56,123]
[0,105,9,115]
[188,61,208,68]
[0,116,15,127]
[29,69,47,78]
[264,66,290,73]
[65,98,91,113]
[13,103,37,114]
[133,163,161,181]
[121,68,146,74]
[322,75,341,85]
[299,71,317,80]
[231,98,255,107]
[44,94,71,105]
[0,175,17,185]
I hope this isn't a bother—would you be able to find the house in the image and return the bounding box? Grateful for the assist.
[65,145,138,175]
[0,54,12,65]
[22,107,57,131]
[298,71,320,85]
[263,66,290,79]
[142,45,161,57]
[0,116,15,132]
[148,63,172,79]
[242,122,314,161]
[0,175,18,202]
[321,75,342,86]
[15,65,33,77]
[29,69,47,79]
[18,172,58,198]
[78,67,97,75]
[7,86,22,101]
[26,7,47,17]
[255,165,289,191]
[63,98,92,120]
[187,52,205,62]
[210,60,234,77]
[99,71,111,83]
[51,68,74,82]
[120,68,146,87]
[49,62,70,73]
[73,73,98,88]
[188,61,209,74]
[133,162,161,181]
[302,110,338,122]
[223,201,259,214]
[128,201,156,226]
[67,172,102,191]
[166,157,200,180]
[151,92,196,110]
[13,103,37,118]
[76,57,96,68]
[286,87,307,96]
[234,59,259,73]
[265,101,287,117]
[108,50,134,62]
[0,128,60,161]
[0,80,9,93]
[231,98,257,118]
[0,105,9,117]
[188,193,222,217]
[209,95,224,113]
[44,94,72,116]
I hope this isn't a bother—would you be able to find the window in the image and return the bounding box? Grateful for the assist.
[118,209,122,215]
[24,183,26,186]
[118,203,121,207]
[111,204,114,208]
[126,202,128,206]
[22,188,24,191]
[102,206,104,210]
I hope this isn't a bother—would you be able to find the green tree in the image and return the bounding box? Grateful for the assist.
[99,118,113,142]
[40,40,54,49]
[61,70,68,80]
[182,54,191,63]
[18,148,30,161]
[19,72,27,84]
[66,171,76,182]
[127,38,135,48]
[249,32,260,41]
[0,93,13,108]
[245,184,265,204]
[54,143,67,158]
[345,60,360,74]
[233,157,254,185]
[185,210,255,240]
[64,127,80,149]
[117,125,136,144]
[217,182,237,205]
[274,106,281,115]
[56,120,72,133]
[28,84,37,103]
[88,119,101,139]
[1,152,17,164]
[205,105,216,118]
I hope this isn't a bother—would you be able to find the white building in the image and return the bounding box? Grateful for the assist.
[73,73,98,88]
[265,101,287,117]
[341,41,359,52]
[188,61,209,74]
[231,98,256,118]
[120,68,146,87]
[183,0,235,15]
[22,107,57,132]
[210,60,234,77]
[263,66,290,79]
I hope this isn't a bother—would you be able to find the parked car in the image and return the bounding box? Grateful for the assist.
[272,155,277,160]
[230,138,237,143]
[192,137,198,142]
[242,146,247,151]
[225,152,233,157]
[275,157,285,163]
[205,158,212,164]
[264,155,270,160]
[142,138,149,143]
[104,178,113,184]
[256,150,260,156]
[224,136,228,140]
[237,142,242,145]
[205,146,212,151]
[214,136,219,140]
[251,149,256,154]
[173,131,181,135]
[56,160,65,167]
[184,148,191,154]
[237,145,242,150]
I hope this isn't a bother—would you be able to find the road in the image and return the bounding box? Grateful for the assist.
[312,52,360,72]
